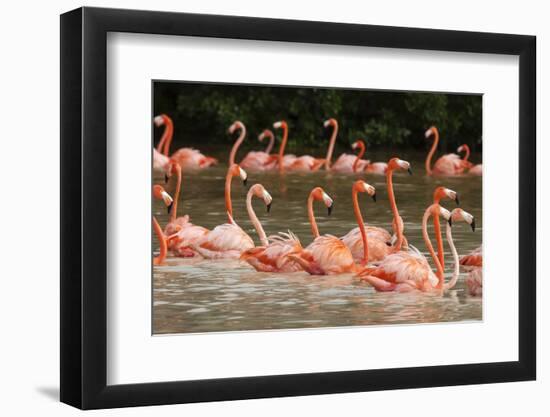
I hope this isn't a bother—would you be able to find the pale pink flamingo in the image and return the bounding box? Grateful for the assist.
[239,129,277,171]
[425,126,466,176]
[154,114,218,170]
[286,187,357,275]
[240,186,305,273]
[457,144,483,176]
[190,164,254,259]
[163,160,209,257]
[466,267,483,296]
[335,139,387,175]
[271,120,328,173]
[432,186,460,268]
[357,205,475,293]
[152,185,180,265]
[341,180,394,263]
[330,140,370,173]
[269,120,298,172]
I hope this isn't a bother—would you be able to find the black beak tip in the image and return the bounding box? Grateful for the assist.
[455,195,460,206]
[164,174,169,184]
[448,218,453,227]
[327,205,333,216]
[266,202,272,213]
[243,178,248,187]
[371,193,377,202]
[471,219,476,232]
[407,167,413,176]
[167,202,173,215]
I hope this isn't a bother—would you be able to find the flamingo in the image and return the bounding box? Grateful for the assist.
[457,144,483,176]
[286,187,357,275]
[190,164,254,259]
[385,158,413,252]
[154,114,217,170]
[330,140,370,173]
[432,186,460,267]
[357,205,475,293]
[239,129,277,171]
[459,245,482,268]
[163,160,209,257]
[240,186,305,273]
[152,185,179,265]
[341,180,394,263]
[271,120,327,173]
[425,126,466,176]
[466,267,483,296]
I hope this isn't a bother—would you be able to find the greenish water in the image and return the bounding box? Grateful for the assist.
[153,149,482,334]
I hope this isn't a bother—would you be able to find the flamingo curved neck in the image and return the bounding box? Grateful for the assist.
[278,125,288,172]
[170,165,182,223]
[444,222,460,291]
[153,217,168,264]
[307,193,320,238]
[159,118,174,156]
[246,189,269,247]
[352,188,369,263]
[421,207,445,288]
[229,126,246,166]
[353,142,366,173]
[325,122,338,170]
[461,144,471,162]
[264,132,274,154]
[225,171,235,223]
[386,168,404,251]
[432,197,445,267]
[425,129,439,175]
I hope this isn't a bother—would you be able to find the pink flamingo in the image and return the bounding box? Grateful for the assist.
[271,120,332,173]
[154,114,217,170]
[286,187,357,275]
[357,205,475,293]
[340,181,393,264]
[240,186,305,273]
[460,245,482,268]
[457,144,482,176]
[239,129,277,171]
[330,140,370,173]
[385,158,413,252]
[425,126,466,176]
[163,160,209,257]
[152,185,180,265]
[191,164,255,259]
[332,139,387,175]
[432,186,460,267]
[466,267,483,296]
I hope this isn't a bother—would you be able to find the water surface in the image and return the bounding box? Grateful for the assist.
[153,150,482,334]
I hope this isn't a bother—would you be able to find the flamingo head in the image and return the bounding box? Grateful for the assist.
[228,121,244,134]
[251,184,273,213]
[229,164,248,186]
[163,159,180,183]
[153,184,174,214]
[433,186,459,206]
[450,208,476,231]
[457,145,464,153]
[388,158,412,175]
[432,205,452,226]
[351,139,365,150]
[153,115,166,127]
[273,120,287,130]
[258,129,273,142]
[311,187,334,216]
[425,126,438,139]
[354,180,376,202]
[323,118,337,128]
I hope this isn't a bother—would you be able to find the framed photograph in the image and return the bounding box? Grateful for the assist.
[60,6,536,410]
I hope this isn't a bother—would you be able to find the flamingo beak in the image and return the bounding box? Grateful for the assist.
[448,218,453,227]
[407,167,413,175]
[164,174,169,184]
[167,202,173,215]
[371,192,377,202]
[327,204,333,216]
[455,194,460,206]
[243,178,248,187]
[266,202,272,213]
[471,218,476,232]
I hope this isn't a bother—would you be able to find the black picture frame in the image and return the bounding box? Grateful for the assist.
[60,6,536,410]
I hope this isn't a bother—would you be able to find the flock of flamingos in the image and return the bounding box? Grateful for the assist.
[152,114,483,297]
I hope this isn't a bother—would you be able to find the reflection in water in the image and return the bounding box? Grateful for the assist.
[153,150,482,334]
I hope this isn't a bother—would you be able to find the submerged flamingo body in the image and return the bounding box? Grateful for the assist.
[425,126,467,176]
[466,267,483,296]
[241,232,304,273]
[459,245,482,268]
[341,226,392,263]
